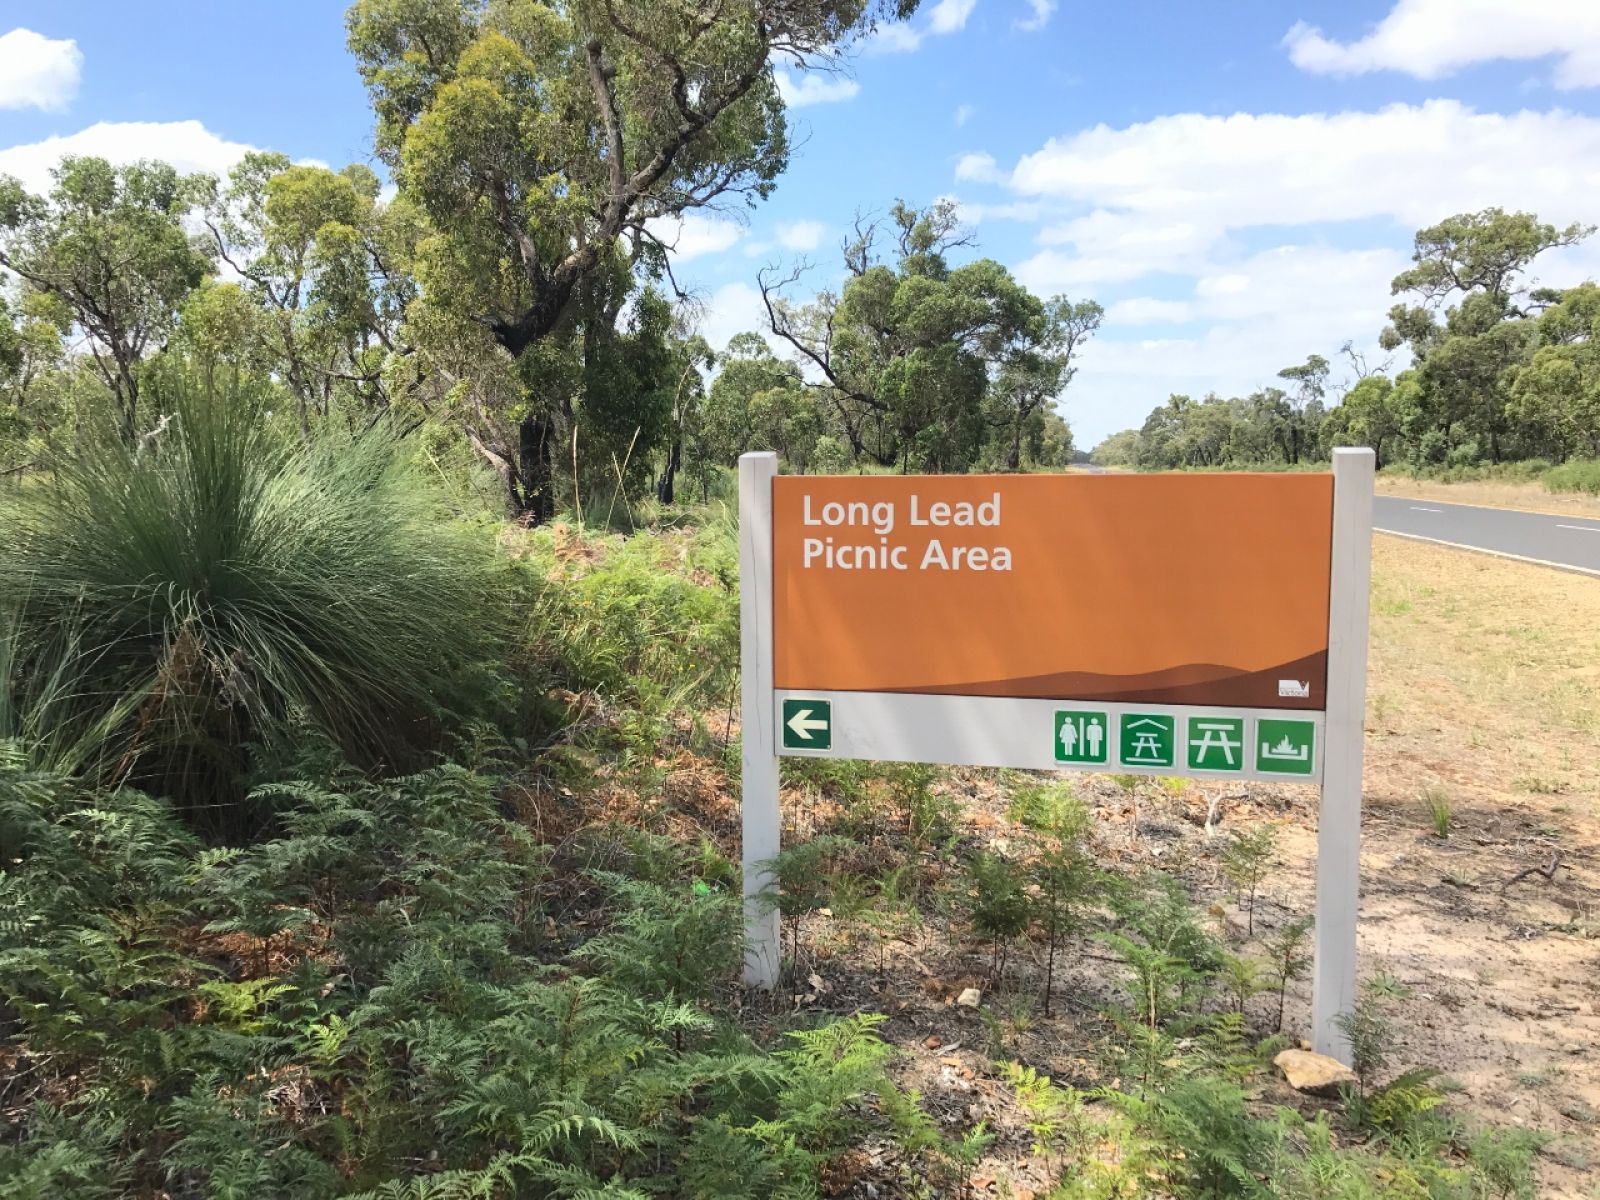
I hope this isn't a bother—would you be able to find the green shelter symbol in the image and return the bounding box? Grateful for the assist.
[1119,713,1175,768]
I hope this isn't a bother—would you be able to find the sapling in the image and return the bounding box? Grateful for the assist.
[857,863,920,977]
[1219,953,1265,1016]
[766,836,850,980]
[1220,823,1278,936]
[1336,986,1397,1097]
[1263,915,1313,1033]
[965,850,1031,984]
[1024,792,1098,1016]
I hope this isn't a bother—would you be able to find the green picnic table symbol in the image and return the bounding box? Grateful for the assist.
[1187,716,1245,772]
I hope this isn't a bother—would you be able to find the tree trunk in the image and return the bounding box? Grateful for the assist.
[1007,419,1023,471]
[519,414,556,523]
[657,439,680,504]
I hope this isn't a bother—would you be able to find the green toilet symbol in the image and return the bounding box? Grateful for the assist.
[1054,710,1109,764]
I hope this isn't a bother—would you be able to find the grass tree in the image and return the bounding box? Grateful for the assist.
[0,377,501,835]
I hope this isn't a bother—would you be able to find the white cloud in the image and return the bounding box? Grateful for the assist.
[864,23,924,54]
[864,0,975,54]
[0,28,82,111]
[954,103,975,127]
[954,151,1003,183]
[928,0,978,35]
[1021,214,1216,287]
[698,281,771,352]
[1057,231,1600,444]
[947,196,1047,224]
[1284,0,1600,89]
[1069,247,1407,440]
[777,219,826,251]
[1015,0,1057,32]
[644,213,745,262]
[1105,297,1193,324]
[0,119,259,195]
[1009,101,1600,262]
[774,69,860,106]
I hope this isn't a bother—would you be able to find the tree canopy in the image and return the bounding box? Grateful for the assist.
[1096,208,1600,474]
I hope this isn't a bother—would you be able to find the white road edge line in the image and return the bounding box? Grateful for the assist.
[1556,524,1600,533]
[1408,506,1444,513]
[1374,529,1600,578]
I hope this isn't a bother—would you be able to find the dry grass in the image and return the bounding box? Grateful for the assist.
[1353,536,1600,1199]
[1375,474,1600,519]
[1366,533,1600,829]
[1368,534,1600,782]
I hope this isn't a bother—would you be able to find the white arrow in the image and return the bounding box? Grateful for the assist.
[786,707,829,741]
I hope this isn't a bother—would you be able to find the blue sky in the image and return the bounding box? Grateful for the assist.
[5,0,1600,444]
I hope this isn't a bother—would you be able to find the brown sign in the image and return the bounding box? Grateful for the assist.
[772,473,1334,709]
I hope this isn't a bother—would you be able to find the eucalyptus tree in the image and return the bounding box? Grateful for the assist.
[1276,354,1328,465]
[346,0,918,517]
[202,153,416,436]
[989,295,1100,470]
[1381,208,1593,462]
[761,200,1091,472]
[701,331,819,471]
[1321,375,1400,468]
[0,290,67,472]
[1509,282,1600,461]
[0,157,213,442]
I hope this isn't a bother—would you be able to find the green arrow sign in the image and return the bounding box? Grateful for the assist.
[781,698,832,750]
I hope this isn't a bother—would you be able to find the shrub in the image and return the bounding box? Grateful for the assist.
[0,381,503,832]
[0,754,940,1198]
[964,849,1031,983]
[1542,457,1600,495]
[520,519,739,762]
[1424,786,1453,839]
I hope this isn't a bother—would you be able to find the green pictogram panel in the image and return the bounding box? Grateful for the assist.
[1119,713,1175,768]
[1054,710,1110,764]
[1255,718,1316,775]
[1186,716,1246,772]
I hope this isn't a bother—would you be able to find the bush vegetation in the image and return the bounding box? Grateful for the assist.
[1,447,1549,1193]
[0,4,1564,1195]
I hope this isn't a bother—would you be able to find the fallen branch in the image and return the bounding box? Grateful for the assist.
[1501,851,1563,892]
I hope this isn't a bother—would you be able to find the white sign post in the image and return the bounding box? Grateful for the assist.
[1312,447,1375,1060]
[737,449,1374,1057]
[739,451,782,989]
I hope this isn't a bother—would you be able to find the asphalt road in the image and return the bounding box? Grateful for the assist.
[1373,495,1600,574]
